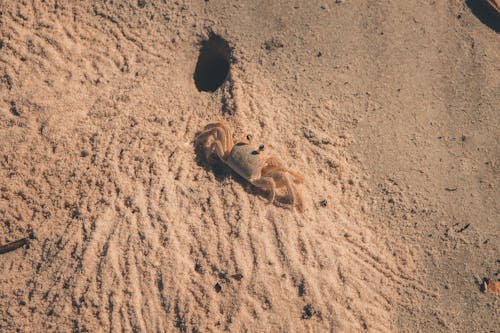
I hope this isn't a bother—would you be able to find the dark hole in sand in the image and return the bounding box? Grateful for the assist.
[194,34,231,92]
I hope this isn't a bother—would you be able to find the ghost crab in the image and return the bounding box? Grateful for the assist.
[196,121,305,212]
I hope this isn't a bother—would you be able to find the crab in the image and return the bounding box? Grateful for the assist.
[196,121,304,212]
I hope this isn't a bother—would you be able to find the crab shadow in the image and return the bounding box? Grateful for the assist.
[193,139,292,208]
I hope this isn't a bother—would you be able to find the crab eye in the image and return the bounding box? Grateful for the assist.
[258,144,265,151]
[251,150,259,155]
[246,134,252,141]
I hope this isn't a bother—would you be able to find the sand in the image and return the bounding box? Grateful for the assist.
[0,1,498,332]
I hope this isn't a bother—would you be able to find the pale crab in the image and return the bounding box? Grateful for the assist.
[196,121,305,212]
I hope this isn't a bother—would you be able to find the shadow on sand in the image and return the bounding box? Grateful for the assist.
[466,0,500,32]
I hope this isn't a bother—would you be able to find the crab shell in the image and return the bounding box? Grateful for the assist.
[224,143,264,183]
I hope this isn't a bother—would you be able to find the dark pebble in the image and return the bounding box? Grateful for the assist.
[302,304,314,319]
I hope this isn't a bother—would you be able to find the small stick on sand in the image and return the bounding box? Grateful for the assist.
[0,238,29,255]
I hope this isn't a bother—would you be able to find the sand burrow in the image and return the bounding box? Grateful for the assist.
[194,34,232,92]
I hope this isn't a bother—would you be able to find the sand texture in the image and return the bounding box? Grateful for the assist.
[0,1,498,332]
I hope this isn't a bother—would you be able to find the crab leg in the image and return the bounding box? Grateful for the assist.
[222,126,234,153]
[252,176,276,204]
[196,127,224,145]
[291,182,304,212]
[281,172,299,209]
[263,157,304,184]
[202,122,232,150]
[266,170,304,212]
[196,127,231,158]
[208,140,226,161]
[196,123,234,155]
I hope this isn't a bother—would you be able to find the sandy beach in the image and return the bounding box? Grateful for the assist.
[0,1,498,332]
